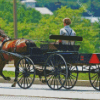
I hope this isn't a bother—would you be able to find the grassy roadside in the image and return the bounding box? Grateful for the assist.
[2,71,90,80]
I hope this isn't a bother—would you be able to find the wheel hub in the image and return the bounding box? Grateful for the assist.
[23,69,30,77]
[54,68,60,76]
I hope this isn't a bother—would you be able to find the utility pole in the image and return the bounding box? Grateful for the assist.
[91,0,93,26]
[13,0,17,39]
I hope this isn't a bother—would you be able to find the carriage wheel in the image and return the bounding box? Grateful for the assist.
[89,65,100,91]
[16,57,35,89]
[63,64,78,89]
[44,54,68,90]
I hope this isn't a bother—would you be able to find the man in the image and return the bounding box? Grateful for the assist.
[59,18,76,45]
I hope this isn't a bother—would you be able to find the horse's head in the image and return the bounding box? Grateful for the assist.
[0,29,11,42]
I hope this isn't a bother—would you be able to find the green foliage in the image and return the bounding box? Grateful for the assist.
[36,0,100,16]
[0,0,42,23]
[17,5,42,23]
[28,6,99,53]
[17,22,37,38]
[0,0,42,38]
[0,0,99,53]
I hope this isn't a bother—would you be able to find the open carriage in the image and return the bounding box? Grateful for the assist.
[1,35,100,91]
[12,35,100,91]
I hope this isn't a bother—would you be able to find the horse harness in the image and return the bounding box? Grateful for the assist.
[13,39,21,53]
[0,37,11,60]
[13,39,31,53]
[0,39,25,60]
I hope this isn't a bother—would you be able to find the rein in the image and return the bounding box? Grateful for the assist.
[13,39,21,53]
[0,37,11,50]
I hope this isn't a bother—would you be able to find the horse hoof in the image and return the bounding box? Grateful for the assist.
[11,82,16,87]
[11,84,16,87]
[6,77,11,81]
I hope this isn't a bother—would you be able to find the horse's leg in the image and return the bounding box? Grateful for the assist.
[0,72,11,81]
[12,58,19,87]
[0,62,11,81]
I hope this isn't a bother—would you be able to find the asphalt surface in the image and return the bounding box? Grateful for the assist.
[0,83,100,100]
[0,96,68,100]
[0,65,100,100]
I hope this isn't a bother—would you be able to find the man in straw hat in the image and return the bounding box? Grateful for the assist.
[59,18,76,45]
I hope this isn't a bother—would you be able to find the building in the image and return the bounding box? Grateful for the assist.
[82,17,99,23]
[35,7,53,15]
[20,0,36,8]
[20,0,53,15]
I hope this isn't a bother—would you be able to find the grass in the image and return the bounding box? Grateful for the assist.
[2,71,90,80]
[78,73,89,80]
[2,71,39,78]
[3,71,15,78]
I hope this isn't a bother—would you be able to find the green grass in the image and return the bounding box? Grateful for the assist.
[3,71,15,78]
[2,71,39,78]
[78,73,89,80]
[2,71,90,80]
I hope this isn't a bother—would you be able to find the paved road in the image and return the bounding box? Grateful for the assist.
[0,83,100,100]
[0,95,66,100]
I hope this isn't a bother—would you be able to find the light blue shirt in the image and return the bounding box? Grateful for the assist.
[60,25,76,45]
[60,25,76,36]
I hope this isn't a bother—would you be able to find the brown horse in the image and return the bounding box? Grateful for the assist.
[0,29,37,87]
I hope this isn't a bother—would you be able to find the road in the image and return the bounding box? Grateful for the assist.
[1,65,100,99]
[0,83,100,100]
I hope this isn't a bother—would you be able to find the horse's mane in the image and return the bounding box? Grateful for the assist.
[0,29,8,38]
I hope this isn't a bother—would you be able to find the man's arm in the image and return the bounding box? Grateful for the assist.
[72,30,76,36]
[60,29,64,35]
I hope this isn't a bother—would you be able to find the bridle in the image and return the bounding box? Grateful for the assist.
[0,31,12,49]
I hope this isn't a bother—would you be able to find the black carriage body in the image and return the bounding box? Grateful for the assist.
[28,45,79,65]
[28,43,100,65]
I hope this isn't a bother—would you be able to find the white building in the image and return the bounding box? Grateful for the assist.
[35,7,53,15]
[20,0,53,15]
[21,0,36,8]
[82,17,99,23]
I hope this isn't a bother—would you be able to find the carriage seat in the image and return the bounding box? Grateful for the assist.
[29,35,83,54]
[43,35,83,51]
[49,35,83,41]
[40,43,80,51]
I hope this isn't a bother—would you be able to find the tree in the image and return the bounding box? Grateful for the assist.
[0,0,42,23]
[17,5,42,23]
[36,0,100,17]
[29,6,99,53]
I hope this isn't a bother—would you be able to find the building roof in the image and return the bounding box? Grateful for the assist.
[82,17,99,23]
[21,0,37,3]
[35,7,53,15]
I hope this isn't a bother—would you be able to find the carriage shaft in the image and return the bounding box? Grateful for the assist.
[0,50,23,58]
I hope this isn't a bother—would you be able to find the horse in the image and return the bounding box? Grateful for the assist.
[0,29,37,87]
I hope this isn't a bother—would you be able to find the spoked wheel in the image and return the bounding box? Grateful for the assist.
[89,65,100,91]
[63,64,78,89]
[16,57,35,89]
[44,54,68,90]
